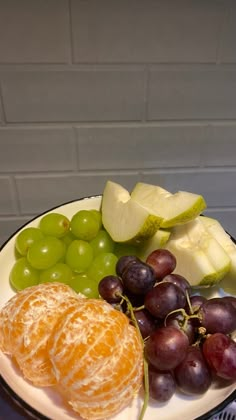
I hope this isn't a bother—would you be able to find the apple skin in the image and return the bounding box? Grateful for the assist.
[131,182,206,228]
[101,181,162,243]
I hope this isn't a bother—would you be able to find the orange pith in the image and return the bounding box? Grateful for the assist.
[49,299,144,420]
[0,282,80,386]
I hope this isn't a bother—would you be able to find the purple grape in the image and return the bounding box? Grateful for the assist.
[144,282,186,319]
[186,295,207,315]
[116,255,140,277]
[148,366,176,402]
[121,261,156,295]
[165,312,196,345]
[146,249,176,280]
[145,326,189,371]
[162,273,191,294]
[203,333,236,381]
[134,309,157,339]
[124,290,145,307]
[198,297,236,334]
[221,296,236,310]
[98,275,124,303]
[174,346,212,395]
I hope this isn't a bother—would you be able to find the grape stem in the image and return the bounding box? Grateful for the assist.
[164,307,199,333]
[186,290,194,315]
[133,304,145,311]
[121,294,149,420]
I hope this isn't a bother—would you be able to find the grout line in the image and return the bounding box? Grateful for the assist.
[0,80,7,124]
[9,175,21,215]
[216,2,229,65]
[72,126,80,171]
[68,0,75,65]
[2,167,236,177]
[1,63,236,71]
[142,65,149,122]
[2,119,236,127]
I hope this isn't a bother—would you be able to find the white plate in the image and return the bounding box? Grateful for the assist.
[0,196,235,420]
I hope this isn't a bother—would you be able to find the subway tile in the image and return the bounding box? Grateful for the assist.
[71,0,224,63]
[76,124,203,170]
[1,70,144,122]
[0,0,70,63]
[140,170,236,207]
[0,216,33,248]
[148,67,236,120]
[0,127,77,172]
[0,176,18,215]
[202,124,236,166]
[219,1,236,63]
[15,173,139,214]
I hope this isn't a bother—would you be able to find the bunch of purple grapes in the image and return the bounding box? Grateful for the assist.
[98,249,236,403]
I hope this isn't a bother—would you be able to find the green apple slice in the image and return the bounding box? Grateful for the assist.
[131,182,206,228]
[138,229,171,261]
[165,217,231,287]
[200,215,236,294]
[101,181,163,243]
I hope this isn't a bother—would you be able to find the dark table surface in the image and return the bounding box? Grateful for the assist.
[0,383,32,419]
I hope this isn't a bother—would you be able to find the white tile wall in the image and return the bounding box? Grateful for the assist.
[1,68,145,122]
[0,127,77,172]
[0,0,70,63]
[71,0,225,63]
[147,67,236,120]
[0,0,236,246]
[0,176,18,215]
[76,124,204,169]
[15,173,140,214]
[219,0,236,63]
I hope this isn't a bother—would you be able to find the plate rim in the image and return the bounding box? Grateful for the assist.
[0,195,235,420]
[0,372,235,420]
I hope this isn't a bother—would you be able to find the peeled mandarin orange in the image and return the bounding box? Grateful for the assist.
[48,298,144,420]
[0,282,80,386]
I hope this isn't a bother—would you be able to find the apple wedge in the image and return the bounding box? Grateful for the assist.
[138,229,171,261]
[200,215,236,294]
[101,181,162,243]
[165,217,231,287]
[131,182,206,228]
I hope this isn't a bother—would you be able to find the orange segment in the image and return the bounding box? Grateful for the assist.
[49,299,143,419]
[0,282,80,386]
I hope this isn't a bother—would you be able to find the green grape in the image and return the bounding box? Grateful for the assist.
[39,263,73,284]
[90,230,115,256]
[65,240,94,273]
[27,236,66,270]
[61,230,76,247]
[87,252,118,284]
[39,212,70,238]
[15,227,44,256]
[10,257,39,291]
[70,210,100,241]
[67,273,99,298]
[114,243,138,258]
[90,209,103,229]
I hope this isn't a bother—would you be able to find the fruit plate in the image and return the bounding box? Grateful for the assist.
[0,195,235,420]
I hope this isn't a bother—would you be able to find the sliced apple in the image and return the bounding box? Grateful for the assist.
[165,217,231,287]
[101,181,162,243]
[138,229,171,261]
[200,215,236,294]
[131,182,206,228]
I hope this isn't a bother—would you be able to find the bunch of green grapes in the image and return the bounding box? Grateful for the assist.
[10,209,138,298]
